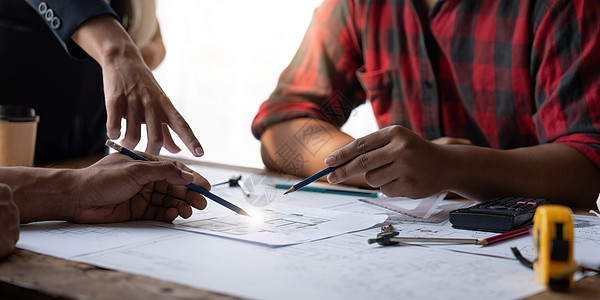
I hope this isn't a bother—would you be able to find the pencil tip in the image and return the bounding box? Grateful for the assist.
[283,187,294,195]
[240,210,250,217]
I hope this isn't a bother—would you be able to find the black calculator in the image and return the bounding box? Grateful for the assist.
[449,197,549,233]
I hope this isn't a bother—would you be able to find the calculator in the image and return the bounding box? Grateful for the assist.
[449,197,549,233]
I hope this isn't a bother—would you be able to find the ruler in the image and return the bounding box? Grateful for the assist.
[361,192,473,223]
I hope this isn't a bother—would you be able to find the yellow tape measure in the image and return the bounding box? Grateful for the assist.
[532,205,576,289]
[512,204,600,290]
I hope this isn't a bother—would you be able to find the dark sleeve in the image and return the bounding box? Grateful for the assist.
[23,0,118,57]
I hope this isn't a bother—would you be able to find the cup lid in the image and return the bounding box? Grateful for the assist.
[0,105,39,122]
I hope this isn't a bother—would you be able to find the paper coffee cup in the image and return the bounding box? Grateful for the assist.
[0,105,39,166]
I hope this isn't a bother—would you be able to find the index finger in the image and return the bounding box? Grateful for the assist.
[324,131,390,167]
[164,103,204,157]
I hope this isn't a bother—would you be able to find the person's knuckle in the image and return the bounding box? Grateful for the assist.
[157,161,178,170]
[177,116,192,131]
[388,125,403,135]
[358,155,369,171]
[337,166,348,179]
[354,137,368,152]
[0,184,12,200]
[335,148,348,161]
[390,143,406,157]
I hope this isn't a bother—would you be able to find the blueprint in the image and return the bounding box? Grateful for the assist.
[73,227,546,300]
[159,204,386,246]
[14,163,600,299]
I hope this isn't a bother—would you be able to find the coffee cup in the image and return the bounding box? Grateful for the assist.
[0,105,39,166]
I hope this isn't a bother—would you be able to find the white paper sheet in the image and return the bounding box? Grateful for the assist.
[159,204,386,246]
[14,163,600,299]
[19,209,597,299]
[73,228,546,300]
[17,221,180,258]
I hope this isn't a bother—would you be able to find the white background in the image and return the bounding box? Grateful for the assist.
[137,0,378,168]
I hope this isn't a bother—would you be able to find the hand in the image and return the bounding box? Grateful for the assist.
[72,16,203,157]
[0,184,19,258]
[324,125,451,198]
[69,153,209,223]
[102,50,202,156]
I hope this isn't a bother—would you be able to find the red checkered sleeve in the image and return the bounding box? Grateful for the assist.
[251,0,366,139]
[532,0,600,168]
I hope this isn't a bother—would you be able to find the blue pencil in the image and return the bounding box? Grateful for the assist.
[284,166,336,195]
[105,140,249,217]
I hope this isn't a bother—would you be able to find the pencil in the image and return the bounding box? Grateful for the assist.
[105,140,249,217]
[370,237,480,244]
[284,166,336,195]
[273,184,378,198]
[477,226,531,246]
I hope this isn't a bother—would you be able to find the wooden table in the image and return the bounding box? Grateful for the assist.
[1,155,599,299]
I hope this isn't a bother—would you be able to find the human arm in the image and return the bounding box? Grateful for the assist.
[319,1,600,207]
[252,0,366,181]
[23,0,202,156]
[1,153,209,224]
[0,184,19,259]
[139,23,165,70]
[72,15,201,156]
[260,118,365,186]
[324,125,600,207]
[122,0,165,70]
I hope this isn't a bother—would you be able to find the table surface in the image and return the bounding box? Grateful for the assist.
[1,155,599,299]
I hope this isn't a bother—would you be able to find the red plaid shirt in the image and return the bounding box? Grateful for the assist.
[252,0,600,168]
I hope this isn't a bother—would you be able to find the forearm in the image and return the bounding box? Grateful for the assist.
[446,143,600,207]
[0,168,76,223]
[71,15,144,69]
[139,25,165,70]
[260,118,366,186]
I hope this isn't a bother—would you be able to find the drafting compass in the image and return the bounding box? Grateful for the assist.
[367,224,479,246]
[213,175,252,197]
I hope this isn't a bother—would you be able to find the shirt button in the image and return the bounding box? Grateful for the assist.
[50,17,61,30]
[38,2,47,14]
[45,9,54,21]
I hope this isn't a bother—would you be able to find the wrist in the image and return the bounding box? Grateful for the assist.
[441,144,487,198]
[442,144,512,201]
[9,168,78,223]
[99,40,143,69]
[72,15,142,68]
